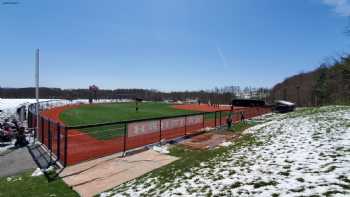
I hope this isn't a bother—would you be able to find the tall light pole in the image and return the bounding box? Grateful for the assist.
[35,49,40,136]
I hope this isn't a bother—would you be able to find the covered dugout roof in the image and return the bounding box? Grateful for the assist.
[275,100,295,106]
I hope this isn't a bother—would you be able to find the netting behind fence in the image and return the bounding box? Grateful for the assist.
[33,116,67,165]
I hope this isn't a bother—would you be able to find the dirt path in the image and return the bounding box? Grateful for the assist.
[60,150,178,197]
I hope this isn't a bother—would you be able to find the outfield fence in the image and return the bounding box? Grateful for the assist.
[28,101,271,166]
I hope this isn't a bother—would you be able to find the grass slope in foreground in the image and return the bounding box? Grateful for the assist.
[0,170,78,197]
[60,102,197,140]
[102,121,259,196]
[102,106,350,196]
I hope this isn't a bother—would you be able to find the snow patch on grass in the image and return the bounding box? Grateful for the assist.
[0,99,51,120]
[31,168,44,177]
[151,145,170,154]
[102,106,350,197]
[220,141,233,147]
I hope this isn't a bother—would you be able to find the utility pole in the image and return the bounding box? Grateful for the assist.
[35,49,40,137]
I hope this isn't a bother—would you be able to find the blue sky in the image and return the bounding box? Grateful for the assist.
[0,0,349,91]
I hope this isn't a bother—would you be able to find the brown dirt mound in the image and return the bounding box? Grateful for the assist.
[180,130,240,150]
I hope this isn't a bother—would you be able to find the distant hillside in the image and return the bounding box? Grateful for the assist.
[270,55,350,106]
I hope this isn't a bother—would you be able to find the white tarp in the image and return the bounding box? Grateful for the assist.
[276,100,295,106]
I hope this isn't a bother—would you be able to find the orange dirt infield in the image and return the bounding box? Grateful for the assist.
[40,104,79,124]
[40,105,126,165]
[39,103,271,165]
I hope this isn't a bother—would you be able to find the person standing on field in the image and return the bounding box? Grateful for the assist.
[227,112,233,129]
[240,111,245,123]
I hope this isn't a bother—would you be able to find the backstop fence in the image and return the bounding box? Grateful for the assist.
[28,101,271,166]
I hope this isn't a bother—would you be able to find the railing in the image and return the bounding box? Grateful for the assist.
[28,101,272,166]
[27,99,122,166]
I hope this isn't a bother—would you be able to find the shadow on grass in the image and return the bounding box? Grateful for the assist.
[0,169,78,197]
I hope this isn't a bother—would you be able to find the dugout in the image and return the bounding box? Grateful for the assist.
[232,99,266,107]
[274,100,295,113]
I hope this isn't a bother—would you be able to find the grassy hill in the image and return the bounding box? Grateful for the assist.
[104,106,350,196]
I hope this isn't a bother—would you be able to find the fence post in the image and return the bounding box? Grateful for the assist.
[30,112,32,128]
[33,113,37,143]
[219,111,222,126]
[32,116,35,132]
[202,112,205,129]
[214,112,217,127]
[48,120,52,164]
[41,117,44,143]
[57,123,61,162]
[48,120,52,150]
[123,123,127,155]
[159,119,162,143]
[185,115,187,135]
[64,127,68,167]
[28,111,32,128]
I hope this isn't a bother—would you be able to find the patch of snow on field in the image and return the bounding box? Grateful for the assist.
[220,141,232,147]
[151,145,170,154]
[31,168,44,177]
[0,98,131,120]
[30,166,55,177]
[0,99,44,120]
[103,106,350,197]
[202,127,214,132]
[6,176,22,183]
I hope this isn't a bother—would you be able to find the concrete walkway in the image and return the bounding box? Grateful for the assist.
[60,150,178,197]
[0,147,37,177]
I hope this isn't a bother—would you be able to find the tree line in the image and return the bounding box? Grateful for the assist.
[0,86,270,105]
[269,55,350,106]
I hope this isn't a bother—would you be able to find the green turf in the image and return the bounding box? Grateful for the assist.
[229,121,258,133]
[80,123,126,140]
[59,102,239,140]
[60,102,198,140]
[0,170,78,197]
[60,102,197,126]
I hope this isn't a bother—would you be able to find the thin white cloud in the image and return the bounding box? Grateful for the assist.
[216,45,229,69]
[322,0,350,16]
